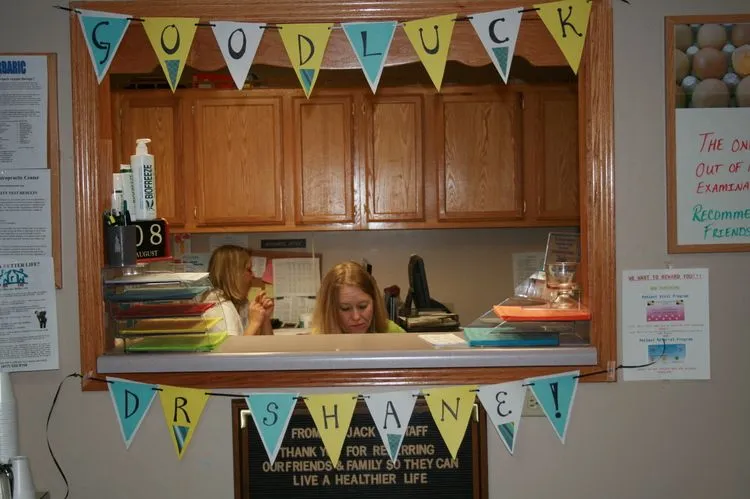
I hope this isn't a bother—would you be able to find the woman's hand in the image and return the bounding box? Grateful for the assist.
[245,291,274,335]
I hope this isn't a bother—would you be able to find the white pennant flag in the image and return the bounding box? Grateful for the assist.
[469,8,523,83]
[364,390,419,462]
[476,381,526,454]
[211,21,265,90]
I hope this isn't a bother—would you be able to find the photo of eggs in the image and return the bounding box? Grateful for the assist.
[674,23,750,108]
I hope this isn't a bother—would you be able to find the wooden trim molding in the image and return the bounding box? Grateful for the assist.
[70,0,615,390]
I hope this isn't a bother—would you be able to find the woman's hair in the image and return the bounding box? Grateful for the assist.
[207,245,252,309]
[312,261,388,334]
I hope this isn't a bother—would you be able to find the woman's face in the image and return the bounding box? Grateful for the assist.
[337,285,373,333]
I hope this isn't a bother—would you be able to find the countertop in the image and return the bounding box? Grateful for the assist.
[97,331,597,373]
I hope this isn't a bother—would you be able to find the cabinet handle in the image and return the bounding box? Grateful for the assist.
[523,201,526,214]
[193,206,197,218]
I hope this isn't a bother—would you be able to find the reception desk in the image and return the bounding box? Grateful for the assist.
[97,331,596,374]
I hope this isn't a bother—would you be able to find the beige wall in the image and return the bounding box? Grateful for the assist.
[3,1,749,498]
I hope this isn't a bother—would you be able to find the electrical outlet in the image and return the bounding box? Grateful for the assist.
[522,390,545,417]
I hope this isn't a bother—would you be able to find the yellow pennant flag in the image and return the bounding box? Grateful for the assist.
[422,385,478,459]
[304,393,358,467]
[159,385,209,459]
[278,23,333,98]
[402,14,456,92]
[535,0,592,74]
[142,17,198,92]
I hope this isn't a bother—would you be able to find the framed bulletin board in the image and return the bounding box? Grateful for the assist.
[0,53,62,286]
[665,16,750,253]
[231,397,487,499]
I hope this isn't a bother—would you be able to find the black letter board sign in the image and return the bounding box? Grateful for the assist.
[132,218,171,262]
[232,398,487,499]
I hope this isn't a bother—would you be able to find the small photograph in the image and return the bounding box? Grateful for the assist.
[648,343,687,364]
[673,23,750,108]
[645,299,685,322]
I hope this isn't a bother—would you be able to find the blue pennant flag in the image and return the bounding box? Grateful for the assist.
[107,377,158,449]
[78,9,131,84]
[342,21,397,93]
[528,371,579,443]
[246,393,299,464]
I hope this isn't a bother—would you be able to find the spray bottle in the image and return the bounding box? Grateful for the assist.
[130,138,157,220]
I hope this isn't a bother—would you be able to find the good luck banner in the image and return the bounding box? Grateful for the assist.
[71,0,595,96]
[105,371,580,461]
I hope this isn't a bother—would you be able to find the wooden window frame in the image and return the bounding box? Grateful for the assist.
[70,0,615,390]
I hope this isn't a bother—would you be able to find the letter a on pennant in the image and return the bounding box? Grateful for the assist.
[402,14,456,92]
[211,22,265,90]
[142,17,199,92]
[107,376,157,449]
[535,0,592,74]
[77,9,131,84]
[278,23,334,98]
[158,385,210,459]
[304,393,358,467]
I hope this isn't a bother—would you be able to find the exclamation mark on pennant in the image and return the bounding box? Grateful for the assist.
[550,382,561,418]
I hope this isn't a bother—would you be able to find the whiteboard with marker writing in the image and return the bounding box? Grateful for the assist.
[674,107,750,248]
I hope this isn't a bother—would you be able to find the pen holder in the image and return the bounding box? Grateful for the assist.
[105,225,138,267]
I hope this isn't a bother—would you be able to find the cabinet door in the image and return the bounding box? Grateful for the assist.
[364,93,425,223]
[436,90,523,222]
[193,96,284,226]
[116,92,185,227]
[523,88,580,222]
[292,95,356,226]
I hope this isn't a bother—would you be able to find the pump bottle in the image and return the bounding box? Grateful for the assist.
[130,138,157,220]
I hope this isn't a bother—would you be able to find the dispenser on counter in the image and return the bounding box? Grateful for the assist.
[130,138,157,221]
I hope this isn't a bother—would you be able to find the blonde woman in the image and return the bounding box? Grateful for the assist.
[203,245,273,335]
[311,261,404,334]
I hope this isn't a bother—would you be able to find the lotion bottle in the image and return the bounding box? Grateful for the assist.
[118,163,137,221]
[130,138,157,220]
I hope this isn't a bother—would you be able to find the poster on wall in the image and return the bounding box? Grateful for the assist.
[666,17,750,253]
[0,256,59,372]
[0,55,48,169]
[621,268,710,381]
[0,169,52,258]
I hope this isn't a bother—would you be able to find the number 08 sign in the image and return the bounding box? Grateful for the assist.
[132,218,171,262]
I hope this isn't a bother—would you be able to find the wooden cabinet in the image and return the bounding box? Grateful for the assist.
[522,87,580,223]
[436,88,523,222]
[112,84,578,233]
[291,94,356,226]
[113,92,185,227]
[192,94,285,227]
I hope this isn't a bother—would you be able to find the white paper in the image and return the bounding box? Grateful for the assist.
[251,256,266,278]
[621,268,710,381]
[418,333,467,348]
[512,251,545,286]
[179,252,210,272]
[675,108,750,245]
[0,169,51,257]
[0,257,58,371]
[208,233,248,251]
[272,258,320,297]
[103,271,209,285]
[273,296,316,324]
[0,55,48,169]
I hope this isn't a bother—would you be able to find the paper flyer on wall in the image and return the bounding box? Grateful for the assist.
[0,169,51,257]
[0,256,59,371]
[0,55,48,169]
[621,268,710,381]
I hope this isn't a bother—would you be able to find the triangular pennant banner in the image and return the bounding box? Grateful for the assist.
[363,390,418,462]
[422,385,477,459]
[341,21,397,94]
[476,381,526,454]
[535,0,592,74]
[142,17,199,92]
[278,23,334,98]
[245,392,299,464]
[469,8,523,84]
[402,14,456,91]
[158,385,209,459]
[528,371,579,443]
[78,9,131,84]
[304,393,358,467]
[106,376,157,449]
[211,21,265,90]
